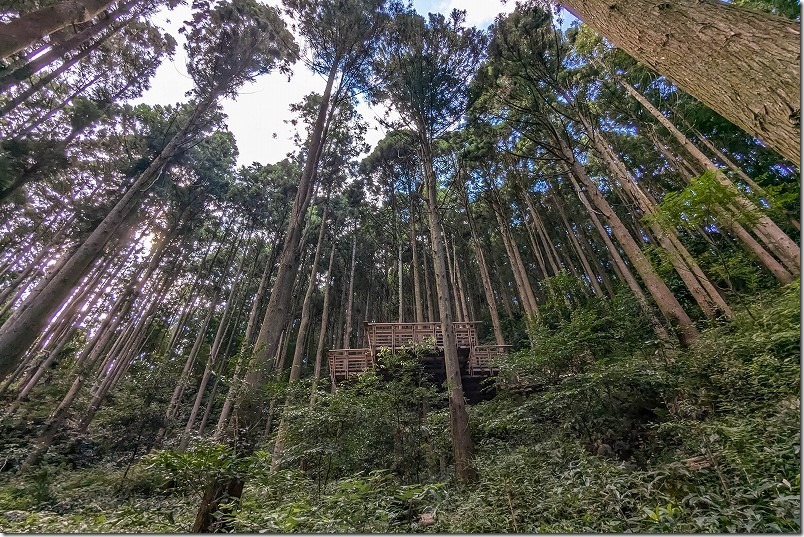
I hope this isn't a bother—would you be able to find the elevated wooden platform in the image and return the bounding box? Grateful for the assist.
[327,348,373,381]
[363,321,481,352]
[327,322,511,391]
[469,344,512,375]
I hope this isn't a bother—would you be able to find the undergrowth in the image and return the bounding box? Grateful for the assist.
[0,281,799,533]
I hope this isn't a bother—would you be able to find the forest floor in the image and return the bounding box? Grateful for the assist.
[0,282,800,533]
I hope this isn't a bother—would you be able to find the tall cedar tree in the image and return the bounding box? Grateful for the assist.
[0,0,297,378]
[555,0,800,164]
[371,7,486,483]
[193,0,389,531]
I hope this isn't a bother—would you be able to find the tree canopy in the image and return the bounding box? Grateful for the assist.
[0,0,799,533]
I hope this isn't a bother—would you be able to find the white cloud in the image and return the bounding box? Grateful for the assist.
[136,0,514,167]
[220,66,323,166]
[134,2,324,167]
[427,0,513,29]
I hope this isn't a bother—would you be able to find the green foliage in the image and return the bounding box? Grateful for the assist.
[0,463,195,532]
[0,138,68,193]
[571,23,605,57]
[732,0,800,19]
[697,247,771,294]
[437,432,799,533]
[284,0,388,91]
[505,275,656,386]
[668,280,800,411]
[183,0,298,98]
[3,0,800,533]
[245,470,442,533]
[758,179,801,234]
[2,283,798,533]
[438,279,801,533]
[372,7,486,139]
[145,442,271,492]
[280,346,448,483]
[652,170,742,230]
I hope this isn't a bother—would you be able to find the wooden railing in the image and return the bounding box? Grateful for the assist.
[328,323,509,382]
[454,322,482,349]
[468,345,512,376]
[328,348,373,381]
[364,322,480,353]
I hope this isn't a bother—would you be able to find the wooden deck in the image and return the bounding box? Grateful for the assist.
[327,348,373,380]
[468,344,513,375]
[328,322,510,385]
[363,321,481,352]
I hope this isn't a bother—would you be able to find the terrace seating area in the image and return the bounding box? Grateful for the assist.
[327,321,511,384]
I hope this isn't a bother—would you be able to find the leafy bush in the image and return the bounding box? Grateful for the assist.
[280,346,449,485]
[242,470,442,533]
[442,279,800,533]
[145,441,272,492]
[2,277,797,533]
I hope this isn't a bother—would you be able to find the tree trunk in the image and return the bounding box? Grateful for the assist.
[0,0,120,59]
[288,207,328,383]
[0,217,72,307]
[0,22,123,118]
[588,130,732,318]
[492,254,515,319]
[530,202,563,277]
[421,231,436,321]
[195,59,342,533]
[247,58,338,384]
[650,127,796,284]
[460,185,505,346]
[78,266,178,432]
[513,193,552,287]
[574,215,616,297]
[179,229,251,452]
[618,75,800,274]
[453,241,471,323]
[560,146,697,346]
[410,197,425,323]
[158,270,227,446]
[0,0,139,91]
[157,224,238,445]
[310,236,338,406]
[244,234,282,347]
[4,248,115,404]
[571,177,671,341]
[692,129,800,231]
[191,478,244,533]
[488,192,539,320]
[553,194,604,296]
[420,136,476,483]
[213,236,282,438]
[0,91,218,378]
[200,267,249,436]
[342,233,357,347]
[444,237,462,321]
[19,263,144,469]
[1,328,74,416]
[77,224,187,432]
[565,0,801,163]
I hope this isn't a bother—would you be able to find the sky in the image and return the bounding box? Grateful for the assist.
[133,0,516,167]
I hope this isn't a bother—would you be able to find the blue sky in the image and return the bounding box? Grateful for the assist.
[136,1,518,166]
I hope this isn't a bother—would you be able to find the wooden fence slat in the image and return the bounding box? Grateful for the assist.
[329,322,506,381]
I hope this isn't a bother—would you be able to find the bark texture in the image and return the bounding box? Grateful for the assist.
[563,0,801,163]
[421,139,476,483]
[0,0,119,59]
